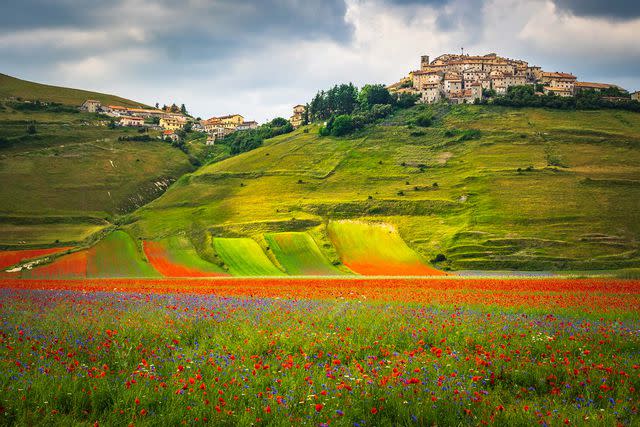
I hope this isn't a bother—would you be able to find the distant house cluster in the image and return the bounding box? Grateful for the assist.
[80,99,257,145]
[80,100,187,131]
[201,114,258,145]
[388,52,626,104]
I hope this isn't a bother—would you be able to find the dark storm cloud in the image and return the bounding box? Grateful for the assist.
[0,0,356,74]
[552,0,640,20]
[0,0,352,41]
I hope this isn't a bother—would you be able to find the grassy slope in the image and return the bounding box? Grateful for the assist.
[23,230,159,278]
[127,104,640,271]
[143,236,227,277]
[0,103,194,247]
[86,230,159,278]
[213,238,284,276]
[0,73,147,107]
[327,220,444,275]
[264,232,347,275]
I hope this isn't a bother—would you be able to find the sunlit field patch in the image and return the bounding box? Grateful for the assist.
[143,238,228,278]
[0,278,638,426]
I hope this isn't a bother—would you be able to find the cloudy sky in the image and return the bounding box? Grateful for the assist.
[1,0,639,122]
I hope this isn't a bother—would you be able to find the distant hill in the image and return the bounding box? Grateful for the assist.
[126,104,640,272]
[0,76,196,249]
[0,73,148,108]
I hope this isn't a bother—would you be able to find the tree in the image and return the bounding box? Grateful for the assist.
[395,92,419,108]
[180,104,187,115]
[269,117,289,127]
[308,84,358,121]
[302,103,310,125]
[183,122,193,133]
[358,84,394,109]
[330,115,354,137]
[155,102,159,109]
[26,121,37,134]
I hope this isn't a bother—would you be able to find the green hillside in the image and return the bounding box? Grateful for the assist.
[126,104,640,271]
[0,73,147,107]
[0,84,195,249]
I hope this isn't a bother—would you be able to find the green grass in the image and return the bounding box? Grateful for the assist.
[0,101,195,247]
[86,230,159,278]
[0,73,148,107]
[127,105,640,271]
[264,232,348,275]
[213,237,284,276]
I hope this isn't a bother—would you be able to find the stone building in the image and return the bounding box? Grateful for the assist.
[290,105,306,128]
[81,99,101,113]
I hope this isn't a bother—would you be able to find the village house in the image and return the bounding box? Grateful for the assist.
[218,114,244,130]
[191,122,205,133]
[163,130,180,142]
[104,105,128,117]
[119,116,145,127]
[81,99,101,113]
[237,121,259,131]
[632,91,640,101]
[206,134,216,146]
[202,117,222,133]
[159,116,186,131]
[539,72,577,95]
[575,82,624,93]
[290,105,305,128]
[420,83,442,104]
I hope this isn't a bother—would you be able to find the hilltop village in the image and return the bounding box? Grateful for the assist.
[388,52,628,104]
[78,52,640,140]
[80,100,257,144]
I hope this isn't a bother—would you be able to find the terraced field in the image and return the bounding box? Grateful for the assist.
[213,238,283,276]
[86,231,159,278]
[143,236,227,277]
[264,232,348,276]
[327,221,445,276]
[22,231,159,278]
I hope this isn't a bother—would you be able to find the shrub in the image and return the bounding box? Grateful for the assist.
[432,253,447,263]
[458,129,481,141]
[414,114,433,127]
[26,122,37,134]
[331,115,354,137]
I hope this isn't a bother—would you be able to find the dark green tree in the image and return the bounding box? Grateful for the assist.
[358,84,394,108]
[26,121,37,134]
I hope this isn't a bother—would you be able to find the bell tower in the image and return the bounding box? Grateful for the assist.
[420,55,430,71]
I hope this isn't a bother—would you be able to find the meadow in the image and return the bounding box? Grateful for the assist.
[128,105,640,273]
[0,278,638,426]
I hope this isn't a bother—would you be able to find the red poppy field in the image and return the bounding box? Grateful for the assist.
[0,277,639,426]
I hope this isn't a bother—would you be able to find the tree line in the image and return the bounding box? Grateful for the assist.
[487,85,640,112]
[306,83,419,137]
